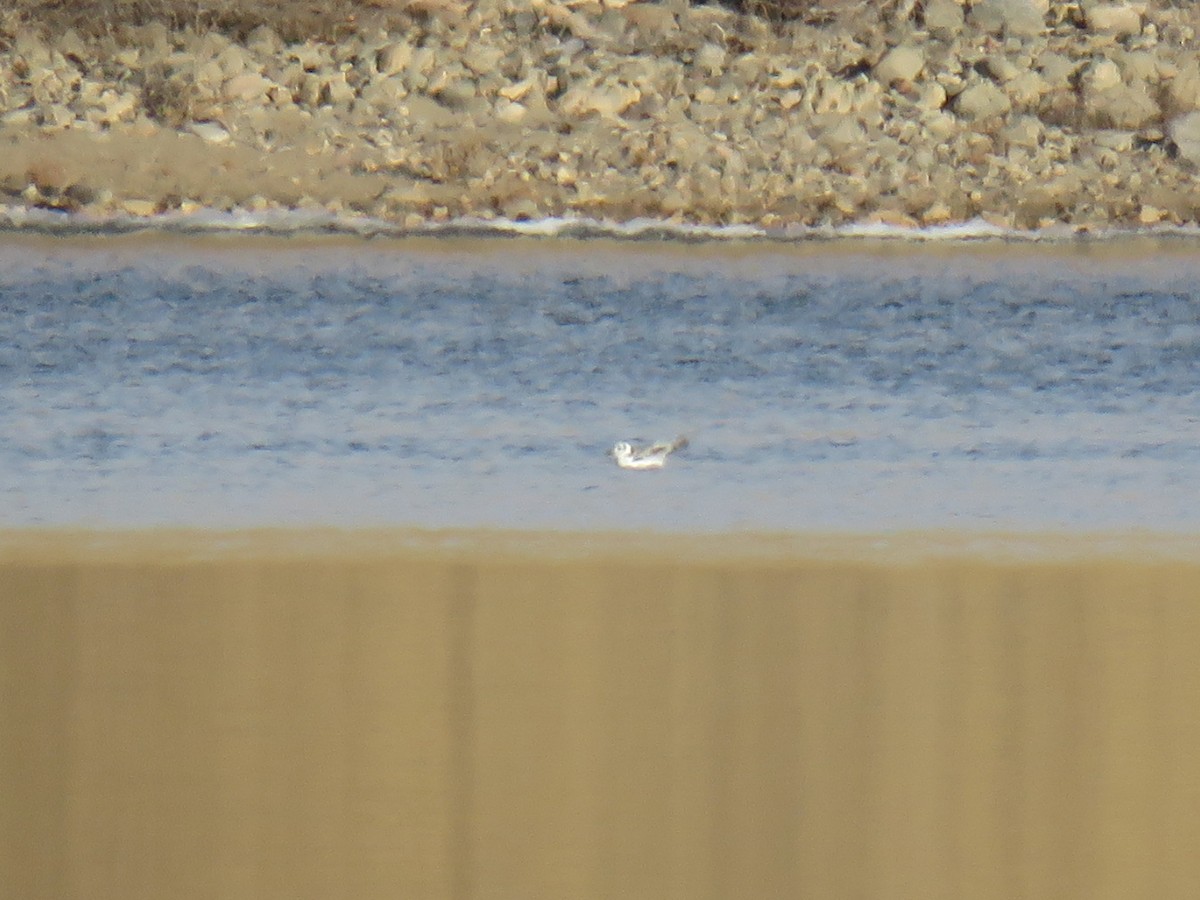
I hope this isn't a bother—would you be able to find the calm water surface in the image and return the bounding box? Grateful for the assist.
[2,235,1198,531]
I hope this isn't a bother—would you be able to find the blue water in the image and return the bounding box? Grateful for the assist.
[2,235,1198,531]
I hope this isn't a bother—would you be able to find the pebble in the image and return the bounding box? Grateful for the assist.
[874,46,924,85]
[968,0,1047,38]
[122,199,158,216]
[1085,4,1144,37]
[189,121,232,144]
[1167,111,1200,165]
[953,81,1012,120]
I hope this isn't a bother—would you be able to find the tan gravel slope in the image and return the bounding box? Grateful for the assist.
[2,0,1200,231]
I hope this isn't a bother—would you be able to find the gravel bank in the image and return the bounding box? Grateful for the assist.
[2,0,1200,233]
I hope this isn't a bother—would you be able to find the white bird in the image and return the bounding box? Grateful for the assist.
[610,436,689,470]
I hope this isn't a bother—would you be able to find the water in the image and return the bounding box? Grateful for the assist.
[2,235,1198,531]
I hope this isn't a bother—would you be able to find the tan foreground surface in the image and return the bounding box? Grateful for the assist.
[3,528,1200,899]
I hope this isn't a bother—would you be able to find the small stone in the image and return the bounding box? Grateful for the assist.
[1093,130,1134,151]
[1084,58,1123,94]
[1137,204,1166,224]
[558,81,641,119]
[189,121,231,144]
[495,100,527,124]
[875,46,925,85]
[984,56,1022,83]
[923,0,965,37]
[87,90,138,126]
[499,77,537,102]
[463,46,505,78]
[1167,111,1200,165]
[288,43,327,71]
[1086,80,1159,129]
[772,68,806,90]
[376,42,412,76]
[1037,52,1078,89]
[695,43,726,77]
[922,201,954,225]
[968,0,1046,38]
[42,104,75,129]
[1084,3,1142,37]
[122,199,159,216]
[923,111,958,140]
[222,72,273,102]
[779,90,803,111]
[321,74,356,106]
[1002,115,1044,147]
[916,82,947,110]
[62,183,97,207]
[1,108,36,127]
[953,81,1012,120]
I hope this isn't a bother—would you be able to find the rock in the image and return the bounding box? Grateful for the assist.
[399,95,457,128]
[499,76,540,102]
[189,121,232,144]
[42,104,75,129]
[376,41,412,76]
[923,0,965,38]
[953,81,1012,120]
[621,2,678,37]
[359,78,408,111]
[1166,62,1200,115]
[245,25,283,56]
[432,78,478,108]
[1083,58,1123,94]
[1002,115,1044,148]
[494,100,527,124]
[1093,130,1135,151]
[558,80,641,119]
[1,108,36,127]
[13,30,52,71]
[54,182,94,209]
[1083,58,1159,129]
[463,45,505,77]
[93,90,138,126]
[216,45,252,77]
[984,55,1022,83]
[288,43,327,71]
[772,67,806,90]
[1137,204,1167,225]
[1003,70,1047,106]
[923,111,958,141]
[874,46,925,85]
[1168,111,1200,165]
[779,90,803,111]
[223,72,273,102]
[968,0,1046,38]
[122,199,159,216]
[1084,3,1143,37]
[916,82,947,110]
[1037,52,1078,89]
[695,43,726,77]
[819,115,866,152]
[1102,83,1159,128]
[320,73,357,107]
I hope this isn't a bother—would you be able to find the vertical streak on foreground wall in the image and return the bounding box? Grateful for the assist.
[2,543,1199,900]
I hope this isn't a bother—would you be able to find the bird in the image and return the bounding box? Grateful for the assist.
[610,436,689,470]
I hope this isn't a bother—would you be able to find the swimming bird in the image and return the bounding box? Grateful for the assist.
[611,436,689,470]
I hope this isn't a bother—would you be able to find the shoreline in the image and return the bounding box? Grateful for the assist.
[7,202,1200,243]
[4,1,1200,232]
[5,526,1200,566]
